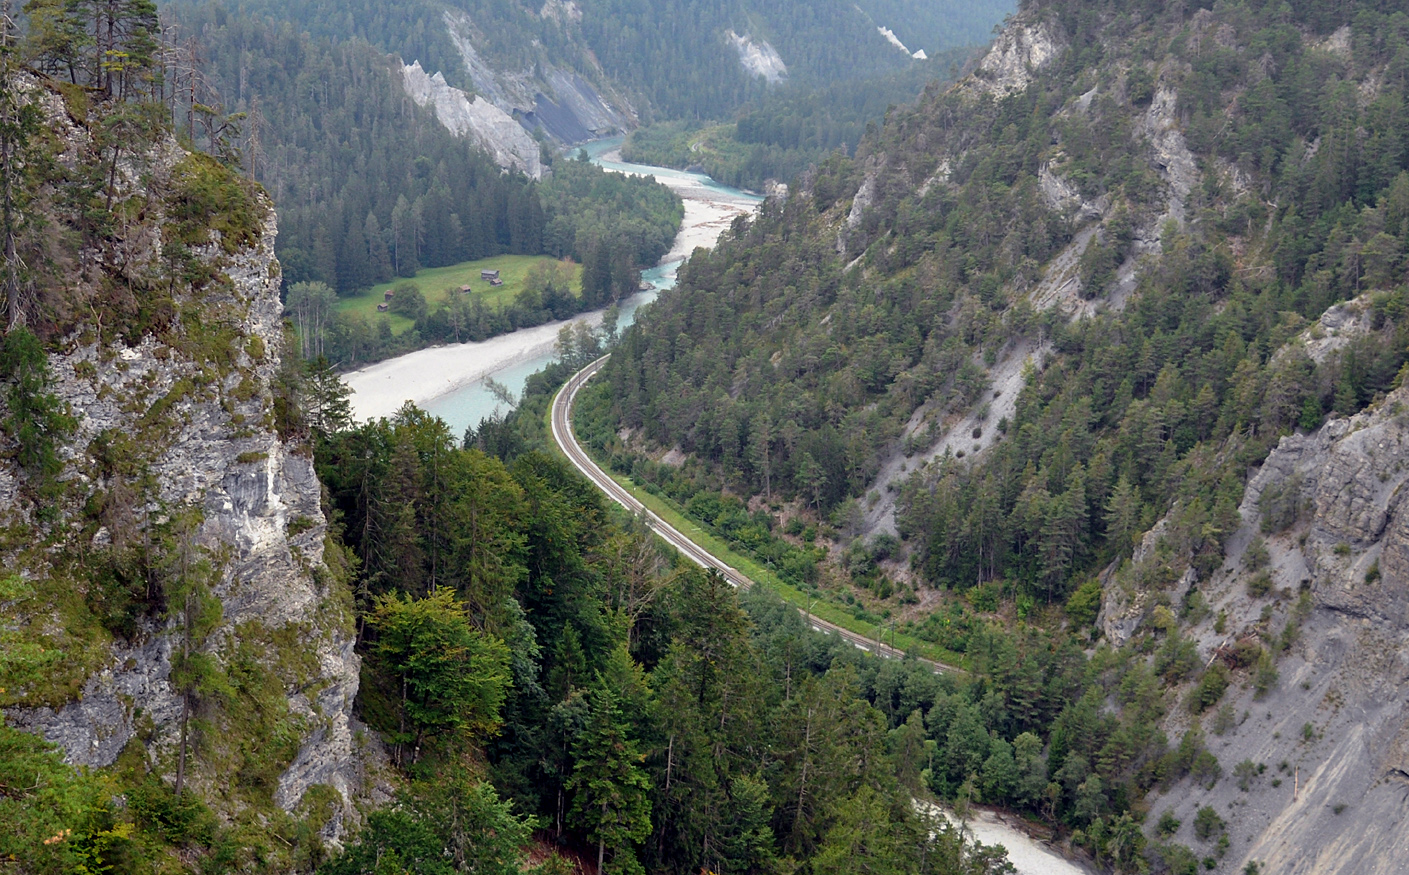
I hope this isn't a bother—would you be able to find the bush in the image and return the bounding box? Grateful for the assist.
[1243,536,1269,571]
[1253,652,1279,699]
[1259,475,1304,533]
[1233,759,1261,791]
[1189,664,1230,714]
[1211,704,1237,736]
[1247,572,1273,598]
[1146,842,1199,875]
[166,152,263,255]
[1157,810,1182,838]
[1065,578,1103,627]
[1193,806,1225,841]
[0,328,76,506]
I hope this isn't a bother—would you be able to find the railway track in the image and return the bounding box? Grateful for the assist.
[552,355,955,673]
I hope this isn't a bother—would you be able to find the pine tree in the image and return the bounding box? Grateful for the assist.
[567,685,652,875]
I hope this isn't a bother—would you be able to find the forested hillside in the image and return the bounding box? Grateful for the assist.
[310,382,1025,875]
[167,0,1012,122]
[161,5,677,296]
[579,0,1409,868]
[622,48,976,191]
[593,0,1409,607]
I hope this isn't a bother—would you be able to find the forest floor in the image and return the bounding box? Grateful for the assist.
[335,254,582,334]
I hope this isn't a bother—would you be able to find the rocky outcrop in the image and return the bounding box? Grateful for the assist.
[727,31,789,84]
[1135,386,1409,874]
[967,18,1065,98]
[401,61,544,178]
[1,88,367,838]
[440,9,632,145]
[1138,83,1200,227]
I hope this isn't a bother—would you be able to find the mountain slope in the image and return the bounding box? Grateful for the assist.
[579,0,1409,868]
[165,0,1013,130]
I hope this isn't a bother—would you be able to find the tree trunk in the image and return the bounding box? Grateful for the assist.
[597,797,608,873]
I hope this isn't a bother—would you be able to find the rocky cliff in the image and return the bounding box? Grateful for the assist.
[1103,375,1409,875]
[402,8,633,165]
[0,77,369,843]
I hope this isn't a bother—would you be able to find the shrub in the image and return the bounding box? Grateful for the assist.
[0,328,76,506]
[1243,536,1269,571]
[1233,759,1261,791]
[1259,475,1304,533]
[1191,750,1222,788]
[1189,664,1230,714]
[1066,578,1103,627]
[1247,572,1273,598]
[166,153,263,255]
[1253,652,1279,699]
[1156,633,1200,682]
[1211,704,1237,736]
[1157,810,1182,838]
[1226,639,1262,669]
[1146,842,1199,875]
[1193,806,1225,841]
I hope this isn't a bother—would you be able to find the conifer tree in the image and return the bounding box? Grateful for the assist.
[567,685,652,875]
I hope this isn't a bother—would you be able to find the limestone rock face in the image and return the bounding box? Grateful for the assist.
[726,30,789,84]
[0,89,366,838]
[969,19,1065,98]
[402,61,545,178]
[436,9,633,146]
[1138,84,1200,226]
[1139,386,1409,875]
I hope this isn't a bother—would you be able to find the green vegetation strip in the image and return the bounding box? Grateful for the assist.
[336,255,581,335]
[547,395,967,669]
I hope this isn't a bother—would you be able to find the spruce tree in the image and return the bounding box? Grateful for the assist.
[567,685,652,875]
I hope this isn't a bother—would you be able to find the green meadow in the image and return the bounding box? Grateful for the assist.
[334,255,582,335]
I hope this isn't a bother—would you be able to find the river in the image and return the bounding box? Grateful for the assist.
[342,137,763,437]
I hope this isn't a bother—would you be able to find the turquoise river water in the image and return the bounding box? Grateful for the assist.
[418,137,763,437]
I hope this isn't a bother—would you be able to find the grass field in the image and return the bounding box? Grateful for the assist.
[545,398,969,670]
[335,255,582,335]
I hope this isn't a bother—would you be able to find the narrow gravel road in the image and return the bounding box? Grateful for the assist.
[552,355,958,673]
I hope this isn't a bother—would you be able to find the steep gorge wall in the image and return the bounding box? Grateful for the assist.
[1113,382,1409,875]
[0,79,369,839]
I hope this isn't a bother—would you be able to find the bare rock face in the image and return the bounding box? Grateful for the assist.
[402,61,545,178]
[968,18,1065,98]
[439,9,633,145]
[0,88,366,838]
[726,30,789,84]
[1140,386,1409,874]
[1138,84,1200,226]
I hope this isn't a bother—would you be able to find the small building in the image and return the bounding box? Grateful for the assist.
[376,302,390,312]
[489,277,504,287]
[481,269,500,282]
[459,285,473,294]
[383,289,394,300]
